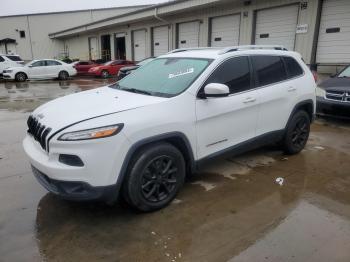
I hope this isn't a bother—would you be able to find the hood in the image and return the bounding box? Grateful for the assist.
[319,77,350,91]
[31,86,166,132]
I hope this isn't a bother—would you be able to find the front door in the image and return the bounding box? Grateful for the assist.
[28,60,47,79]
[195,56,259,159]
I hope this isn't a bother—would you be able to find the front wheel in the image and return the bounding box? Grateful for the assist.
[101,70,109,78]
[15,72,27,82]
[122,143,185,212]
[282,110,310,155]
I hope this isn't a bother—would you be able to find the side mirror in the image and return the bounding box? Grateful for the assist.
[204,83,230,98]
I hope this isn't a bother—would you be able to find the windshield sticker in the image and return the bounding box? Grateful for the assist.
[168,68,194,79]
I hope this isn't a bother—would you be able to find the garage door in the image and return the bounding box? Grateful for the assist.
[316,0,350,64]
[255,5,299,51]
[210,14,240,47]
[177,21,200,48]
[133,29,147,61]
[153,26,169,56]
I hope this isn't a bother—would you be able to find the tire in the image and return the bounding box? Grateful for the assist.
[15,72,27,82]
[58,71,69,80]
[122,142,186,212]
[101,70,109,78]
[282,110,310,155]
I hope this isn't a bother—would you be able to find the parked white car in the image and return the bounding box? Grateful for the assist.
[0,54,24,76]
[3,59,77,81]
[23,46,316,211]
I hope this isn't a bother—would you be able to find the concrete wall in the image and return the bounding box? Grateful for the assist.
[0,6,145,60]
[63,0,319,64]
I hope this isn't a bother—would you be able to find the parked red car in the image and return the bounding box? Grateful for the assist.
[72,61,100,75]
[88,60,134,78]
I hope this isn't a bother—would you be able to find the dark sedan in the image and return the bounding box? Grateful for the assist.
[117,57,154,80]
[316,65,350,119]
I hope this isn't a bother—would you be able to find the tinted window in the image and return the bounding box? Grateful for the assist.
[46,60,61,66]
[0,56,4,62]
[205,56,251,94]
[283,56,303,78]
[31,61,46,67]
[252,56,287,87]
[79,61,89,65]
[6,55,22,61]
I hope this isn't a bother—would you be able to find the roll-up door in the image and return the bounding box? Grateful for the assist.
[255,5,299,51]
[133,29,147,61]
[210,14,240,47]
[153,26,169,56]
[178,21,200,48]
[316,0,350,64]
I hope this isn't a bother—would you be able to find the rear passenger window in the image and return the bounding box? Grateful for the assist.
[205,56,251,94]
[252,56,287,87]
[283,56,303,78]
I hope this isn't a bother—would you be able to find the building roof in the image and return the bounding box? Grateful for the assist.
[49,0,226,39]
[0,5,151,18]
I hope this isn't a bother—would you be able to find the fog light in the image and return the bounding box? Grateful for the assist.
[59,154,84,167]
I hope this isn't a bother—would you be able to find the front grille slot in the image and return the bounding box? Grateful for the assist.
[325,90,350,103]
[27,115,52,151]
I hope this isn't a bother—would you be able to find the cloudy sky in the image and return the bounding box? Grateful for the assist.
[1,0,169,16]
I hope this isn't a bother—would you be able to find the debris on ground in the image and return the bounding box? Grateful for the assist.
[281,157,288,161]
[191,180,216,191]
[314,146,325,150]
[275,177,284,186]
[151,231,156,235]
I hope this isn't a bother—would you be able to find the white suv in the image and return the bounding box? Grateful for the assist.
[23,46,316,211]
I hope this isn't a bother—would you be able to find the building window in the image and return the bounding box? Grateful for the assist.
[19,31,26,38]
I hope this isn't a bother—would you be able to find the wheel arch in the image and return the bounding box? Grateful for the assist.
[15,71,28,79]
[286,99,315,129]
[110,132,196,202]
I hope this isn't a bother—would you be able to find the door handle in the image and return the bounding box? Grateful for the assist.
[243,97,256,103]
[288,86,297,92]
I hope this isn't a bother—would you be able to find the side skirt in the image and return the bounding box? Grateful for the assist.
[195,129,285,169]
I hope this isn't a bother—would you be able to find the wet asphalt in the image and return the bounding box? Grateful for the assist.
[0,78,350,262]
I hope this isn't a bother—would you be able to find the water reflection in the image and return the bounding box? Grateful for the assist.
[0,78,115,111]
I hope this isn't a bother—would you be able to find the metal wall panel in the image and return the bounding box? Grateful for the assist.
[132,29,147,61]
[177,21,200,48]
[152,26,169,56]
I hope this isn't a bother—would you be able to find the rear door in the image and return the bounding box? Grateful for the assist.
[177,21,200,48]
[253,55,300,136]
[195,56,259,159]
[46,60,62,78]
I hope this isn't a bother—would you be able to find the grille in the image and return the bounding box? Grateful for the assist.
[325,90,350,103]
[27,115,52,151]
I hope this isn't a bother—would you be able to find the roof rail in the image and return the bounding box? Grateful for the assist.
[167,47,219,54]
[218,45,288,55]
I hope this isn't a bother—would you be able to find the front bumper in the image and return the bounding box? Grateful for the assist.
[316,97,350,119]
[32,165,117,201]
[2,73,14,79]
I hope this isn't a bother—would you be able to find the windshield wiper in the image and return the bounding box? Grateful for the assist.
[121,87,152,96]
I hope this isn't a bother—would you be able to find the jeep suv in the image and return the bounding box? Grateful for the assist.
[23,46,316,211]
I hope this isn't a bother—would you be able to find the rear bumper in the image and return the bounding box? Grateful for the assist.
[32,165,117,201]
[316,97,350,119]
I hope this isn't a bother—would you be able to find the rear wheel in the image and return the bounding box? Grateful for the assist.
[15,72,27,82]
[58,71,69,80]
[282,110,310,154]
[122,143,185,212]
[101,70,109,78]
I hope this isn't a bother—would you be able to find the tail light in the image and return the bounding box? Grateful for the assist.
[312,71,318,83]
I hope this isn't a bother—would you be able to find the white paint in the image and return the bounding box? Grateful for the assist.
[296,24,308,34]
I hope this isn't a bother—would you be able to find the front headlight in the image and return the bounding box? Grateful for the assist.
[316,86,326,97]
[58,124,124,141]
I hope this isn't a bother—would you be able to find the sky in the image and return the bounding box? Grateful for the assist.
[1,0,170,16]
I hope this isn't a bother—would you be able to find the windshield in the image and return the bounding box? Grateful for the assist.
[137,58,154,66]
[112,57,211,97]
[338,66,350,78]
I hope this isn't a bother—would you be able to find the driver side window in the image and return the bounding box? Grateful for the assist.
[204,56,252,94]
